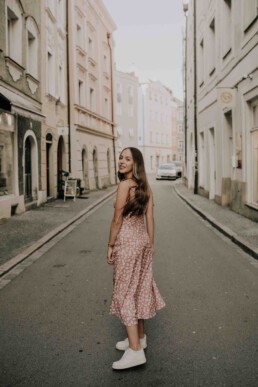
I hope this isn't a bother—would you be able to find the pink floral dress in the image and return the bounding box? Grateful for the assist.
[109,210,165,326]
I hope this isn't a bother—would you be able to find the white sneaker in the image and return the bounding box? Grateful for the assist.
[112,348,146,370]
[116,335,147,351]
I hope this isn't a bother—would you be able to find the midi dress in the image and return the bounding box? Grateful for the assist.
[109,195,165,326]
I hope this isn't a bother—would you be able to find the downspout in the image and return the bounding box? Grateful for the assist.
[107,32,117,182]
[66,0,71,173]
[183,3,188,169]
[193,0,198,194]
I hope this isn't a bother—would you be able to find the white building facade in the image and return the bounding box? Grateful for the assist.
[185,0,258,221]
[138,81,173,173]
[115,70,139,155]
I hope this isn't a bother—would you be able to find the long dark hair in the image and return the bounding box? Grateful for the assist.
[118,147,149,217]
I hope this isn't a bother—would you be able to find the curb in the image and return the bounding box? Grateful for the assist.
[173,185,258,261]
[0,188,116,278]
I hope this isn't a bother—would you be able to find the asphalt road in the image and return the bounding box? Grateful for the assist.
[1,179,258,387]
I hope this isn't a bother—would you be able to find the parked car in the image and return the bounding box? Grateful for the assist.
[156,163,177,180]
[173,161,183,178]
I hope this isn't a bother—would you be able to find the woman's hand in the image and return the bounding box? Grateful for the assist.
[107,246,114,265]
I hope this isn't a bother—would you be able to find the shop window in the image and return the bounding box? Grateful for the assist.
[0,113,14,195]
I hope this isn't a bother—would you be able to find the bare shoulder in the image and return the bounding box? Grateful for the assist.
[117,180,131,193]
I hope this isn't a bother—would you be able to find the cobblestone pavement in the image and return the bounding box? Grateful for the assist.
[0,186,116,267]
[174,181,258,259]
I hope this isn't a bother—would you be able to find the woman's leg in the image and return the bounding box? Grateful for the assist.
[125,325,140,351]
[138,319,145,339]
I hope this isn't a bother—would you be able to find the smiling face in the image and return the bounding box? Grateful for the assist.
[118,148,134,178]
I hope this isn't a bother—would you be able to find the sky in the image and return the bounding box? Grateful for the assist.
[102,0,185,100]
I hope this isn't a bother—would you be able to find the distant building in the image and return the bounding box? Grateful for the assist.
[115,70,139,155]
[0,0,44,219]
[170,96,184,162]
[185,0,258,221]
[138,81,173,173]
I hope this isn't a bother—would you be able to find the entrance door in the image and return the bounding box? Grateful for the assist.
[46,133,53,197]
[57,136,64,196]
[25,137,32,202]
[93,149,99,189]
[209,127,216,199]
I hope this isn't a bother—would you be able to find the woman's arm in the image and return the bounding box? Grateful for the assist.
[145,188,154,247]
[107,181,130,264]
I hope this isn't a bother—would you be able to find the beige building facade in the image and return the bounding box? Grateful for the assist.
[41,0,69,201]
[185,0,258,221]
[68,0,117,190]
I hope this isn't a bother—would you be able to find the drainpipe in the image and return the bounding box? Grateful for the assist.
[193,0,198,194]
[66,0,71,173]
[183,3,188,171]
[107,32,117,183]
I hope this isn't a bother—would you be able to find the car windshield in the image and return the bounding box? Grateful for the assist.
[158,164,175,170]
[174,161,182,167]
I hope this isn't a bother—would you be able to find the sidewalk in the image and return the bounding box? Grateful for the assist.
[174,182,258,261]
[0,186,116,276]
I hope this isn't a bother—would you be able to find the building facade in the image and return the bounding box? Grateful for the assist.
[115,70,139,155]
[68,0,117,190]
[185,0,258,221]
[138,81,173,173]
[41,0,69,201]
[0,0,44,220]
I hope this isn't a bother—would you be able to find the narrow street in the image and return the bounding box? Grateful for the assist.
[0,178,258,387]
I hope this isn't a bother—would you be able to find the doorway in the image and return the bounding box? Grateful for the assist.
[209,127,216,199]
[93,148,99,189]
[46,133,53,197]
[24,136,32,202]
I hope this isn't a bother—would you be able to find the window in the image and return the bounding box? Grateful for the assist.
[47,51,55,96]
[58,65,65,102]
[78,80,84,106]
[77,24,83,48]
[150,132,153,143]
[208,19,216,76]
[198,39,204,87]
[26,18,38,79]
[90,88,95,111]
[6,2,22,64]
[243,0,258,31]
[104,97,109,118]
[88,37,93,57]
[57,0,65,29]
[222,0,232,59]
[116,82,122,115]
[104,55,108,72]
[128,86,133,117]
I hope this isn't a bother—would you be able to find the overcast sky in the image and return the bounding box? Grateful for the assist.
[102,0,185,99]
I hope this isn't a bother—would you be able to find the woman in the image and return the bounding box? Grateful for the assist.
[107,147,165,370]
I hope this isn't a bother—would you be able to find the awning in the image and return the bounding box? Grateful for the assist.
[0,85,45,122]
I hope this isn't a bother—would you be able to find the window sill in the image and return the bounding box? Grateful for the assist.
[222,47,232,61]
[5,56,24,82]
[209,67,216,77]
[245,202,258,211]
[88,56,97,67]
[244,15,258,34]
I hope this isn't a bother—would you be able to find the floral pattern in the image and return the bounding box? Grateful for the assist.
[110,214,165,326]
